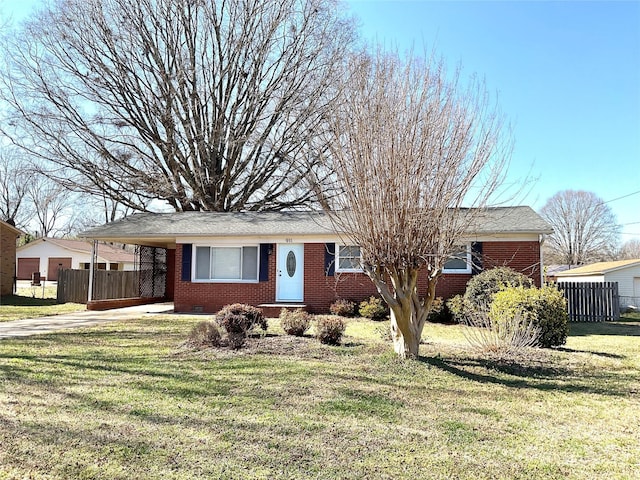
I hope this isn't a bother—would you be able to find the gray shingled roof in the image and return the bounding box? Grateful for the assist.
[81,206,552,243]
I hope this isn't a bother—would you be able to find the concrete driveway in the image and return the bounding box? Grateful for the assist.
[0,302,174,339]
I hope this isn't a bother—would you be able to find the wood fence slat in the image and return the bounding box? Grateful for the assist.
[57,270,140,304]
[557,281,620,322]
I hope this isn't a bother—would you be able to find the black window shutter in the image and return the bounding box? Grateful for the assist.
[325,243,335,276]
[471,242,483,275]
[181,244,192,281]
[259,244,270,282]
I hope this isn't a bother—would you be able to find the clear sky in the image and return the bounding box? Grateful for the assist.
[2,0,639,242]
[347,0,640,242]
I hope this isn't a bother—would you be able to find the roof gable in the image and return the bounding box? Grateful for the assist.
[0,219,24,236]
[18,238,135,263]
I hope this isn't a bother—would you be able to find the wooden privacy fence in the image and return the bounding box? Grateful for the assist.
[57,269,140,304]
[557,281,620,322]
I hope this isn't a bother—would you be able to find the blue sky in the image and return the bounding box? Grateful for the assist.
[2,0,639,241]
[347,0,640,242]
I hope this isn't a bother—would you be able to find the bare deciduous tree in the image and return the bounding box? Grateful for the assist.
[324,50,511,359]
[540,190,620,265]
[1,0,354,212]
[27,176,78,238]
[0,146,32,229]
[619,238,640,260]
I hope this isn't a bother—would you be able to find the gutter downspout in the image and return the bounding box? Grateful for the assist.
[540,234,546,285]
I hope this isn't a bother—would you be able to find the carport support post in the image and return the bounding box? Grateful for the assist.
[87,240,96,303]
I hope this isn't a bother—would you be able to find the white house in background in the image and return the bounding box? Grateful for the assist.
[555,259,640,310]
[16,238,136,281]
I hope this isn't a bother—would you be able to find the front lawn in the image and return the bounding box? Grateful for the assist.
[0,294,85,322]
[0,314,638,479]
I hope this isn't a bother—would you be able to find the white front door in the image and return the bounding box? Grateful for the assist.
[276,244,304,302]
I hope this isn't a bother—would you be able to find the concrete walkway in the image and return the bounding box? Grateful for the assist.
[0,302,174,339]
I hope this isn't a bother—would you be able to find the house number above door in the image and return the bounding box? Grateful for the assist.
[286,251,296,277]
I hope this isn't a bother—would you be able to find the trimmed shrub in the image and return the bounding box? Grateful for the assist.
[446,294,470,323]
[464,267,534,312]
[490,285,569,348]
[226,331,247,350]
[187,320,221,348]
[215,303,267,334]
[359,296,388,321]
[329,298,357,317]
[280,308,311,336]
[427,297,453,324]
[315,315,346,345]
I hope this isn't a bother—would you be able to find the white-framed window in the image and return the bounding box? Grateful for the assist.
[193,245,259,282]
[336,245,363,272]
[443,244,472,274]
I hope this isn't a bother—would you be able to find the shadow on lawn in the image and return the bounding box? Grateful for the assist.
[569,319,640,337]
[0,295,60,307]
[419,354,633,397]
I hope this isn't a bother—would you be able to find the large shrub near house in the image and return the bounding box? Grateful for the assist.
[490,285,569,348]
[464,267,533,311]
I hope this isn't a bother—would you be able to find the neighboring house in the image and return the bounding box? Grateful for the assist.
[555,259,640,310]
[16,238,136,281]
[1,219,24,296]
[82,206,553,314]
[545,264,573,283]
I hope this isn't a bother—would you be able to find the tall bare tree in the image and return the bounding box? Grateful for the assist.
[540,190,620,265]
[1,0,354,212]
[619,239,640,260]
[26,176,78,238]
[324,50,511,359]
[0,146,32,229]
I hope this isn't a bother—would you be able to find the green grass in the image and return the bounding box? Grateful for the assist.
[0,314,638,479]
[0,292,85,322]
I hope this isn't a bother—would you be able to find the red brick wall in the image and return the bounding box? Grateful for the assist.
[1,224,18,296]
[174,243,277,313]
[173,240,542,314]
[482,241,543,286]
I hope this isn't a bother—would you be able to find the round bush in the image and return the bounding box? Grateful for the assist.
[329,299,357,317]
[215,303,267,333]
[187,320,221,348]
[359,296,388,321]
[490,285,569,348]
[280,308,311,336]
[464,267,533,311]
[315,315,346,345]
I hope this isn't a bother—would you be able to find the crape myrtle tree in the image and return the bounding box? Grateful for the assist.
[540,190,620,265]
[324,50,511,359]
[1,0,355,212]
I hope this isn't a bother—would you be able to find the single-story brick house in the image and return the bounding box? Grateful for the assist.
[82,206,553,314]
[1,219,24,296]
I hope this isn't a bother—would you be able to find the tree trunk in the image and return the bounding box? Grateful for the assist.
[390,308,421,359]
